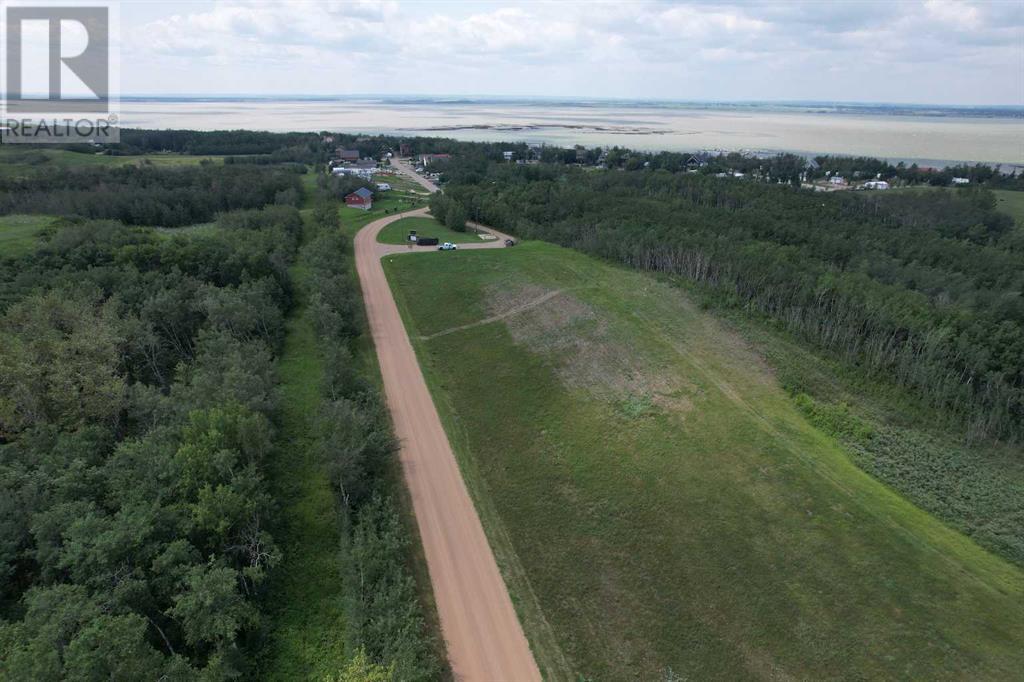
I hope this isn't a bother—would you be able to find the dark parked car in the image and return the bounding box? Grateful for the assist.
[505,238,516,247]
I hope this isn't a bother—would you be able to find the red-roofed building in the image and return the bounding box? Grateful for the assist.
[345,187,374,210]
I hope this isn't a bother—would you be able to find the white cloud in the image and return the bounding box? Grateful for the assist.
[114,0,1023,104]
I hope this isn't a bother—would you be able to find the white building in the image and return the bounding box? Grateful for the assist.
[829,176,847,185]
[332,167,374,179]
[952,177,970,185]
[863,180,890,190]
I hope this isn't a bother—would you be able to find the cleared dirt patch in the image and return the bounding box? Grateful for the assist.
[489,283,694,415]
[422,287,565,341]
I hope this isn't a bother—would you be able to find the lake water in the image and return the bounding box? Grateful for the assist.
[118,98,1024,167]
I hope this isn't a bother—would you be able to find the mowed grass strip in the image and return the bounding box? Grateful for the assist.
[382,242,1024,681]
[258,235,347,677]
[377,216,486,245]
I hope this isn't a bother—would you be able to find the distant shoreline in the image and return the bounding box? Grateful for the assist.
[111,98,1024,168]
[115,95,1024,121]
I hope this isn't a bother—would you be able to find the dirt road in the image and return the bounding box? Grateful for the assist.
[354,208,540,681]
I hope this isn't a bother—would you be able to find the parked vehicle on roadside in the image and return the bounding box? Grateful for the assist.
[505,239,516,247]
[438,242,458,251]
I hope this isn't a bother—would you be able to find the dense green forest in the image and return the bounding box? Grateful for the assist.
[0,205,300,677]
[0,150,438,678]
[0,164,303,227]
[435,163,1024,443]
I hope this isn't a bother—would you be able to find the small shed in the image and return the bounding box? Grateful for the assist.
[345,187,374,210]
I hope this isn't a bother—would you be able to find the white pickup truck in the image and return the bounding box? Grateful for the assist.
[438,242,458,251]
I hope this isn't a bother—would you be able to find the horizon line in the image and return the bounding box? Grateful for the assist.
[105,94,1024,110]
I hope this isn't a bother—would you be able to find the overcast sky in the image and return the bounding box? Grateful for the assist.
[115,0,1022,105]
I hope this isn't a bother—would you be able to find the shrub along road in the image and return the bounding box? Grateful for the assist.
[354,207,539,681]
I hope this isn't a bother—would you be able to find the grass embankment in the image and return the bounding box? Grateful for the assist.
[383,241,1024,680]
[258,232,348,678]
[0,215,54,257]
[712,299,1024,566]
[377,216,487,245]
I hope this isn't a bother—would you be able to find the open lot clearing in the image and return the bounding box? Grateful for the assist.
[383,240,1024,680]
[993,189,1024,226]
[0,147,225,177]
[0,215,54,257]
[377,216,489,245]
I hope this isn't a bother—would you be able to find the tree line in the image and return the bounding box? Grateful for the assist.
[0,164,303,227]
[439,162,1024,442]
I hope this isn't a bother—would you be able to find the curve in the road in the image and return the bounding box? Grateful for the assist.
[354,207,541,682]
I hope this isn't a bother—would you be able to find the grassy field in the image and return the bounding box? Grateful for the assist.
[0,215,54,256]
[377,216,489,245]
[993,189,1024,226]
[383,242,1024,680]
